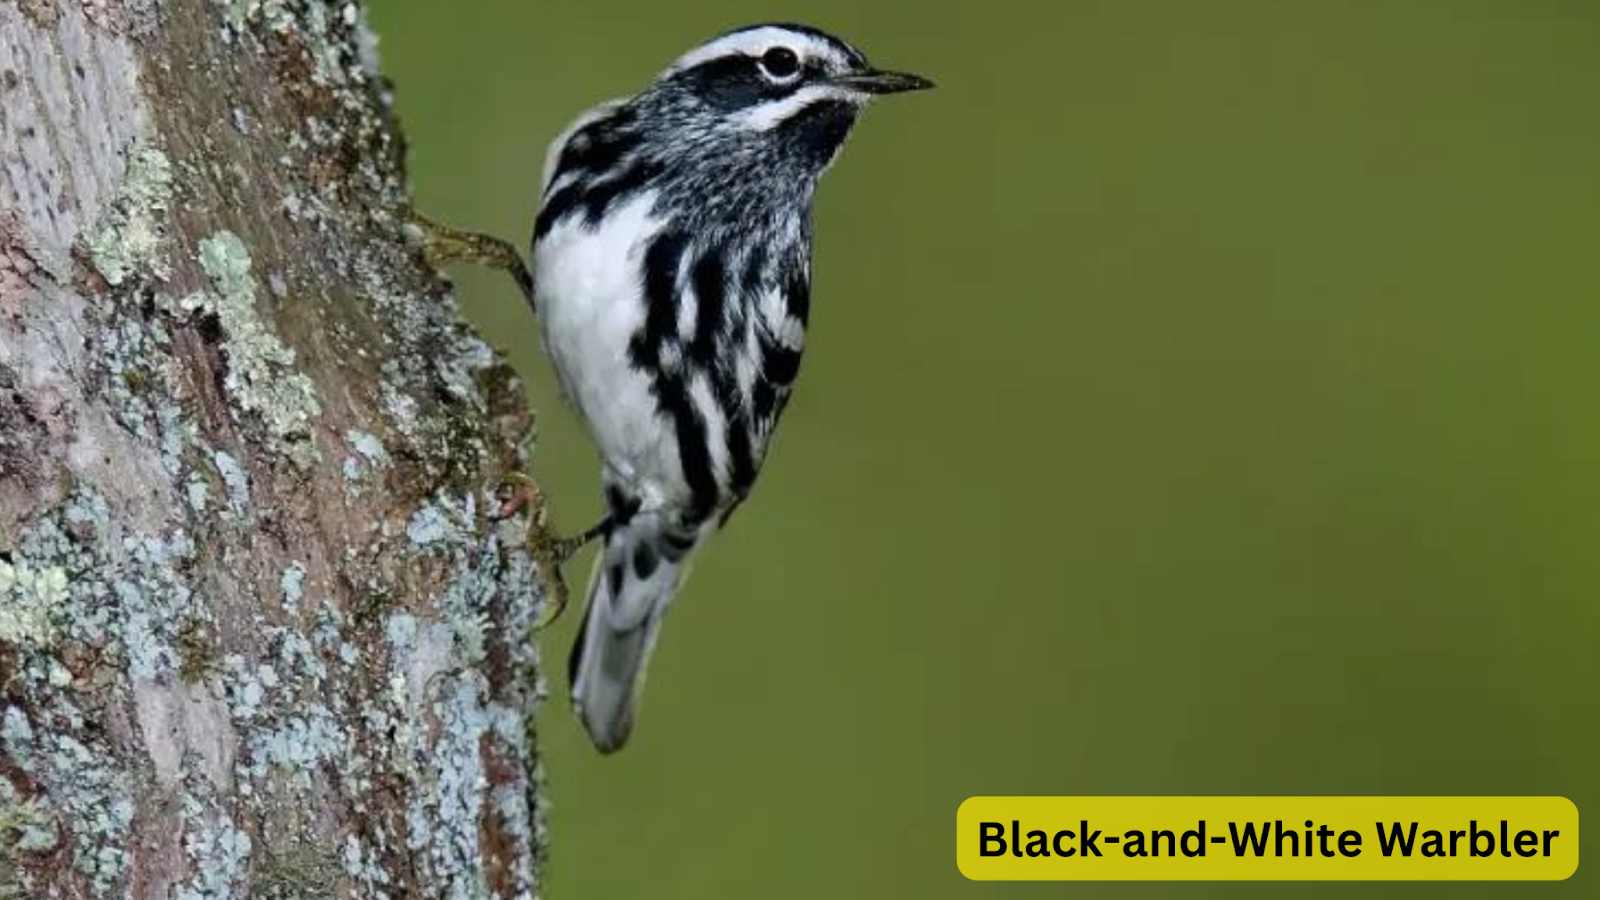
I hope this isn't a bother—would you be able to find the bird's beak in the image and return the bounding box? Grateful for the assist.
[833,69,935,95]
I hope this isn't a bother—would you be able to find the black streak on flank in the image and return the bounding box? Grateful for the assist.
[706,350,744,475]
[752,380,779,424]
[760,336,803,386]
[657,373,718,519]
[784,266,810,326]
[689,250,726,366]
[629,232,718,517]
[726,415,756,499]
[630,232,689,370]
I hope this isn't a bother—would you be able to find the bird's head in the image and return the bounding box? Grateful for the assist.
[637,24,932,177]
[535,24,929,241]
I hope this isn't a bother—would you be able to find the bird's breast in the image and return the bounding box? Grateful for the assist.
[533,193,684,507]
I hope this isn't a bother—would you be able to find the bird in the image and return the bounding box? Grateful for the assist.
[415,23,930,753]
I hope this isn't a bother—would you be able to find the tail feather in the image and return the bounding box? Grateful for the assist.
[569,515,696,753]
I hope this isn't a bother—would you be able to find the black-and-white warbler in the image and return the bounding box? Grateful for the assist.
[422,23,930,753]
[543,23,930,753]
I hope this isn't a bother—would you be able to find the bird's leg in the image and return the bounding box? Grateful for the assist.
[495,472,607,629]
[407,210,535,308]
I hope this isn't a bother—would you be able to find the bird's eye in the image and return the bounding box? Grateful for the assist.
[759,47,801,80]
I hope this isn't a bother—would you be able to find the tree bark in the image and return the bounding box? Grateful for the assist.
[0,2,549,897]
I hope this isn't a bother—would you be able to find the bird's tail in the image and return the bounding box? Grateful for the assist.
[569,514,697,753]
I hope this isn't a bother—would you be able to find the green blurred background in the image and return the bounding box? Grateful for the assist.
[370,1,1597,896]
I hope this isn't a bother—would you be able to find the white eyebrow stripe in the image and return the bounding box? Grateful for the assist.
[666,28,848,74]
[730,84,859,131]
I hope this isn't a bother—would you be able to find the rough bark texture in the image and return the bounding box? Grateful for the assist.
[0,2,550,897]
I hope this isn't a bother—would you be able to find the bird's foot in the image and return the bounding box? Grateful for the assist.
[494,472,606,630]
[406,209,535,307]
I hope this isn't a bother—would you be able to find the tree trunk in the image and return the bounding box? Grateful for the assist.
[0,2,549,897]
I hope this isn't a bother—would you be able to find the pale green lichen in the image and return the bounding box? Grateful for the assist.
[347,429,389,467]
[101,316,181,455]
[339,834,389,895]
[0,561,66,647]
[301,0,344,85]
[214,0,292,34]
[342,429,390,484]
[383,379,421,437]
[243,706,345,786]
[89,304,193,482]
[186,476,211,515]
[352,2,382,77]
[1,709,34,769]
[408,678,500,900]
[406,502,452,548]
[279,563,306,614]
[223,654,268,721]
[86,144,173,286]
[380,495,544,899]
[179,232,322,466]
[1,489,205,895]
[0,787,53,852]
[174,813,252,900]
[211,450,250,514]
[214,0,354,87]
[1,779,56,900]
[121,534,200,681]
[38,732,133,894]
[7,4,544,892]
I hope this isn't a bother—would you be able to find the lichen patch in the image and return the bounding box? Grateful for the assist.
[85,144,173,287]
[174,232,324,466]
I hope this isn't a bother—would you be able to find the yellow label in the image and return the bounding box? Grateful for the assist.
[956,797,1577,880]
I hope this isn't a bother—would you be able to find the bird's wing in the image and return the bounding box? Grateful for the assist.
[540,98,628,197]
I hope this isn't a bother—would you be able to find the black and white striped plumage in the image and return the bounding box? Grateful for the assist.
[532,23,930,752]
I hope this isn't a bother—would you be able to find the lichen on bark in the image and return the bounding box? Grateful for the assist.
[0,1,551,897]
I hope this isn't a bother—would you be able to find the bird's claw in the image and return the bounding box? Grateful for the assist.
[494,472,604,631]
[494,471,540,521]
[407,209,535,306]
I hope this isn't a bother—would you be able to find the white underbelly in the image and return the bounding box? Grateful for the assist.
[533,194,685,510]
